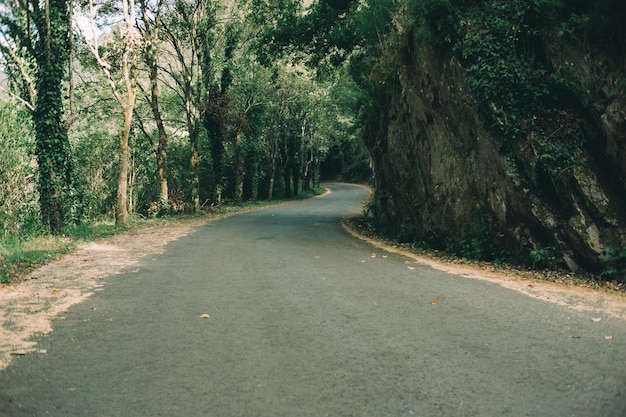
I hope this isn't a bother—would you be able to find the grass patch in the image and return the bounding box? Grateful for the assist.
[0,236,74,284]
[0,221,139,284]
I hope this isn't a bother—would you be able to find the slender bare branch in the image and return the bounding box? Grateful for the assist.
[0,84,35,111]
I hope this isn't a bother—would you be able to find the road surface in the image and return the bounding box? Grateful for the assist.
[1,183,625,416]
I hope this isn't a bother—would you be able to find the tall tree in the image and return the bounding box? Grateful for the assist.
[160,0,216,212]
[34,0,77,231]
[77,0,140,225]
[137,0,170,213]
[200,5,228,206]
[0,0,77,233]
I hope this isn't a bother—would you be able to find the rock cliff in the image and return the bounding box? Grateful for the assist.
[363,1,626,278]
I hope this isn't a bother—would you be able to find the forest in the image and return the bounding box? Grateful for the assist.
[1,0,625,283]
[0,0,371,236]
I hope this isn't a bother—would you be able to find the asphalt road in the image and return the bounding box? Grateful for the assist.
[1,183,625,417]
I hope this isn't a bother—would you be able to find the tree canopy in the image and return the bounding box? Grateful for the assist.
[0,0,370,235]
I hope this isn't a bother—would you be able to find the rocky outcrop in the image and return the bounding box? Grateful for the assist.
[364,6,626,276]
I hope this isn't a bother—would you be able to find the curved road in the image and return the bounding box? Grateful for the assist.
[1,183,625,416]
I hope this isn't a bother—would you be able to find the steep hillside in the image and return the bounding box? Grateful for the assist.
[363,0,626,279]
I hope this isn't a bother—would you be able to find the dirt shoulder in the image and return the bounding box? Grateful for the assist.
[0,216,213,371]
[343,219,626,321]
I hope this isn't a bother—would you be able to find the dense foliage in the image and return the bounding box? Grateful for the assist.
[0,0,79,233]
[0,0,370,239]
[0,103,37,238]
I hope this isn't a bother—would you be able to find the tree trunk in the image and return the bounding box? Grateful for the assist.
[156,141,168,207]
[152,91,169,208]
[142,2,169,210]
[292,163,299,197]
[251,172,259,202]
[81,0,138,225]
[302,149,314,191]
[206,109,224,204]
[190,133,200,212]
[115,36,137,224]
[283,171,291,198]
[34,0,74,233]
[185,93,202,213]
[234,131,244,204]
[116,105,133,225]
[268,157,276,201]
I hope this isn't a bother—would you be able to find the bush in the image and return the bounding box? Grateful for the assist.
[0,102,39,238]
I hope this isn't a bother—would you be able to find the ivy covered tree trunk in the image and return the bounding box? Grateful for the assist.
[203,19,238,205]
[155,132,169,210]
[33,0,75,233]
[243,135,261,202]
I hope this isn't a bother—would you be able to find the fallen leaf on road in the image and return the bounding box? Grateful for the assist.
[51,289,59,295]
[429,300,438,305]
[200,314,210,319]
